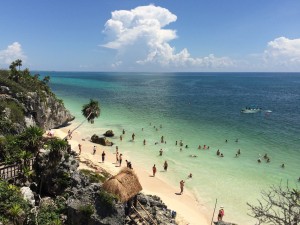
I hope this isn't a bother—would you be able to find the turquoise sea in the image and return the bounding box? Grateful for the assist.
[43,72,300,224]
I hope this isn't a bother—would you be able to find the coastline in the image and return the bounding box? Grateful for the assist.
[53,124,211,225]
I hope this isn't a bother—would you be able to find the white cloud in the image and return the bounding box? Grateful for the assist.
[102,5,234,70]
[0,42,26,65]
[263,37,300,69]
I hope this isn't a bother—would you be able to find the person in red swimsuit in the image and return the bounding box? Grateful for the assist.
[217,207,224,221]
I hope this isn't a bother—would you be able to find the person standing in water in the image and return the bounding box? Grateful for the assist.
[217,207,225,221]
[132,133,135,141]
[163,161,168,171]
[159,149,163,156]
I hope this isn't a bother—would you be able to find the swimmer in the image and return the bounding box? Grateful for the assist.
[237,149,241,155]
[281,163,285,168]
[266,158,270,163]
[216,149,220,156]
[189,155,197,158]
[263,154,268,159]
[159,149,163,156]
[203,145,206,150]
[220,153,224,157]
[198,145,201,149]
[180,148,182,152]
[207,146,210,150]
[235,153,238,158]
[188,173,193,178]
[258,158,261,163]
[180,140,183,147]
[235,138,239,142]
[185,145,188,148]
[225,139,228,143]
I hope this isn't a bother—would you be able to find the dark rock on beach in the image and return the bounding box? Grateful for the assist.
[91,134,113,146]
[103,130,114,137]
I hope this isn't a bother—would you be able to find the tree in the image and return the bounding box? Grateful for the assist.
[247,183,300,225]
[20,126,44,156]
[81,99,100,124]
[15,59,22,71]
[47,138,68,165]
[42,75,50,85]
[65,99,100,139]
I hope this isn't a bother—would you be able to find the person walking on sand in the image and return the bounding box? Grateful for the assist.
[101,151,106,162]
[116,151,119,163]
[180,180,185,194]
[78,143,82,155]
[119,154,123,166]
[217,207,225,221]
[164,161,168,171]
[152,164,157,177]
[68,130,72,140]
[93,146,97,155]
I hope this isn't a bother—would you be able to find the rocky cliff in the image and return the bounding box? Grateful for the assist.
[0,85,74,135]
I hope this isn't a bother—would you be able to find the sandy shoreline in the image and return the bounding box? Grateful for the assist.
[52,125,211,225]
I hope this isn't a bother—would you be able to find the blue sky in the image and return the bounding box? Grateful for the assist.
[1,0,300,72]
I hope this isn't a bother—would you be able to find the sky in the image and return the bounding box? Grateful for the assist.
[1,0,300,72]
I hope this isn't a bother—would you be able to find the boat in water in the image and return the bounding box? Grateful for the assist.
[241,106,262,113]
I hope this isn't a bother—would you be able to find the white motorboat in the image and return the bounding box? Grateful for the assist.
[241,107,261,113]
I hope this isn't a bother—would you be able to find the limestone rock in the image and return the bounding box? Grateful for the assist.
[20,187,35,206]
[103,130,114,137]
[91,135,113,146]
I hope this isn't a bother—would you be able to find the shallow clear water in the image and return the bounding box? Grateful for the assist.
[43,72,300,224]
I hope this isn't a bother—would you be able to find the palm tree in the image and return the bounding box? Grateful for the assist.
[47,138,68,165]
[8,203,23,225]
[82,99,100,124]
[65,99,100,139]
[42,75,50,84]
[20,126,44,156]
[15,59,22,71]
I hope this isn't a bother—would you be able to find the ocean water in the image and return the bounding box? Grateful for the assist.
[43,72,300,224]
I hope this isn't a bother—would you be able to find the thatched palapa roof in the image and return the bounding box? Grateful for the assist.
[102,167,142,203]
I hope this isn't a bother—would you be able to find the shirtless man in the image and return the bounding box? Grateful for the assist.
[180,180,185,194]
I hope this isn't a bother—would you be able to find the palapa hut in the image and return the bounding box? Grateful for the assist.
[103,167,142,205]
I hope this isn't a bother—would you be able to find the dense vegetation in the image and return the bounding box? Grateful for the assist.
[0,60,59,135]
[0,61,111,225]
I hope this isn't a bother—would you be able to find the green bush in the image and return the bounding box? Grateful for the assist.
[80,169,107,183]
[35,203,61,225]
[79,204,94,217]
[0,180,31,224]
[97,190,117,213]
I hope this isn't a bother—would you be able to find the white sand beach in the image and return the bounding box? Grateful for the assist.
[52,126,211,225]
